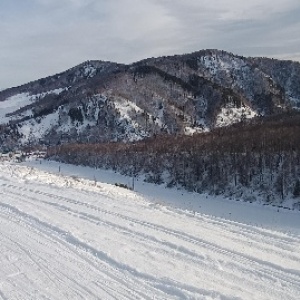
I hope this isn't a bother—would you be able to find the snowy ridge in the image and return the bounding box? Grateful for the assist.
[0,160,299,299]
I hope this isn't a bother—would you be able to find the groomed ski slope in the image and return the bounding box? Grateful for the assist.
[0,161,300,300]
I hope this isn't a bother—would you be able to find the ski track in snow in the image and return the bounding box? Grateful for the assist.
[0,162,300,299]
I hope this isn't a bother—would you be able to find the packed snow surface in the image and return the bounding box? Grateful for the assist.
[0,160,300,300]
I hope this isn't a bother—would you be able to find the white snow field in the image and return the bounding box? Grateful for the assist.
[0,161,300,300]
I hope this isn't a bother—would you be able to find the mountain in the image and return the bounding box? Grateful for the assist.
[0,49,300,151]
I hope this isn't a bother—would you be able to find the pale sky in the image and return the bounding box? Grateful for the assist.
[1,0,300,89]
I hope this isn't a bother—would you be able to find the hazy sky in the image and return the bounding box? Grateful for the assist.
[1,0,300,89]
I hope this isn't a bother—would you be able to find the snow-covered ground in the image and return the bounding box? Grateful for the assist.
[0,93,33,124]
[0,89,65,125]
[215,103,257,127]
[0,160,300,299]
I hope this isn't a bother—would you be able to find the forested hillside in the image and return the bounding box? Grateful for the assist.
[0,49,300,151]
[48,111,300,209]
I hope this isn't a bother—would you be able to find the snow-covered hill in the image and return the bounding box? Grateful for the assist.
[0,160,299,299]
[0,50,300,150]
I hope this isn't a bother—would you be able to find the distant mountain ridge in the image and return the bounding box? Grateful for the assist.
[0,49,300,151]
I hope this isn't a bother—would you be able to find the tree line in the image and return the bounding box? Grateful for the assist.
[47,111,300,209]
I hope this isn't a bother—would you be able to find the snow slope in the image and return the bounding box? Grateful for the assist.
[0,93,32,123]
[215,103,257,127]
[0,89,65,124]
[0,161,300,299]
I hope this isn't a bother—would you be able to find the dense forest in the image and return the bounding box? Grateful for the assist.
[47,111,300,209]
